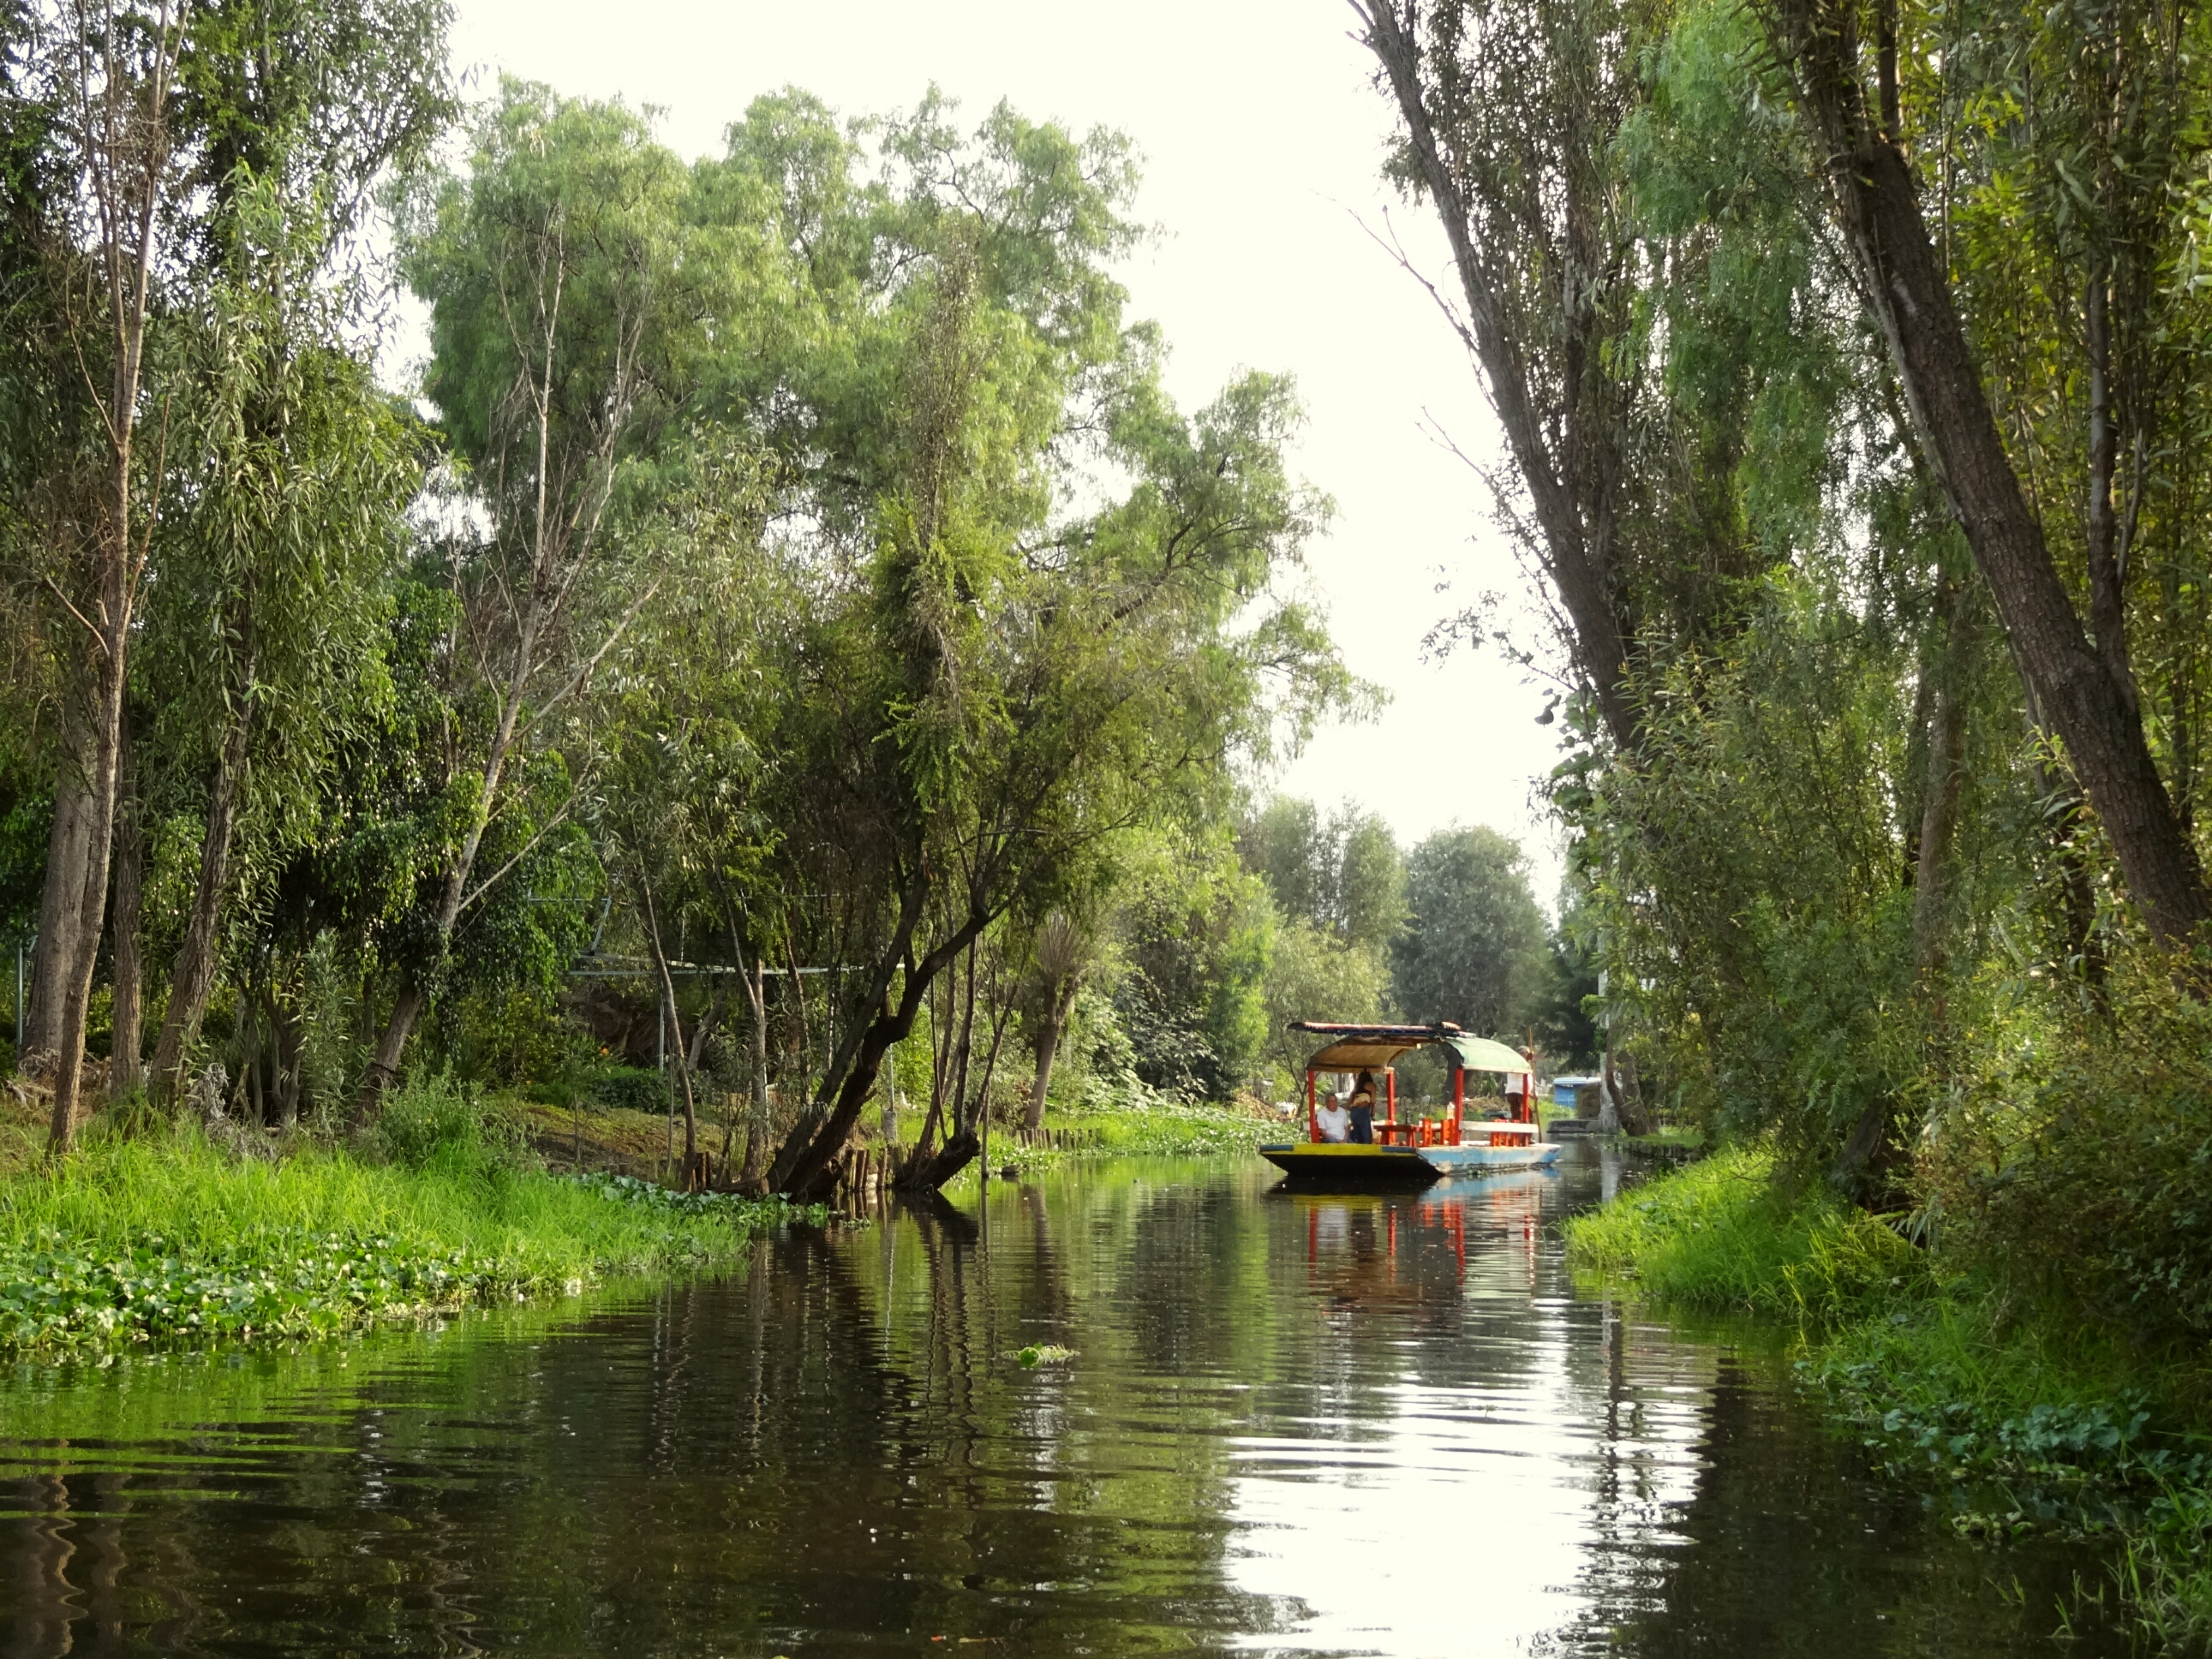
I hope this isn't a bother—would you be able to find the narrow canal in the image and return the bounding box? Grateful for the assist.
[0,1149,2123,1655]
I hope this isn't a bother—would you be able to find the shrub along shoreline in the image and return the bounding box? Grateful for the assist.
[0,1077,806,1357]
[1566,1147,2212,1644]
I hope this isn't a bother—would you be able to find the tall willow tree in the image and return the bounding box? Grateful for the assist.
[143,178,422,1111]
[17,1,188,1150]
[361,81,724,1113]
[758,245,1348,1199]
[1753,0,2212,946]
[607,92,1358,1198]
[1360,0,2212,1199]
[3,0,450,1148]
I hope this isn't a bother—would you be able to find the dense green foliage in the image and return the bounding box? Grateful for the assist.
[1360,0,2212,1626]
[1358,0,2212,1329]
[1363,0,2212,1112]
[1392,826,1547,1033]
[1225,799,1565,1095]
[1,33,1367,1193]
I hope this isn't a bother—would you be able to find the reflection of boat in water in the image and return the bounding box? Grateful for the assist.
[1259,1022,1562,1187]
[1285,1174,1551,1298]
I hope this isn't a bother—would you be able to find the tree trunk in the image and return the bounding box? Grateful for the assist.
[2083,266,2137,722]
[50,517,133,1153]
[740,955,770,1185]
[22,763,94,1078]
[1835,584,1980,1197]
[109,709,145,1099]
[48,0,179,1155]
[1612,1047,1652,1137]
[637,866,698,1174]
[967,985,1014,1182]
[1025,976,1077,1132]
[272,976,305,1130]
[241,986,265,1125]
[1767,0,2211,947]
[1353,0,1642,756]
[915,966,956,1161]
[1910,576,1980,980]
[686,980,720,1071]
[351,487,556,1119]
[149,695,255,1109]
[948,940,978,1137]
[774,897,985,1202]
[896,1129,981,1195]
[785,933,812,1086]
[360,981,424,1110]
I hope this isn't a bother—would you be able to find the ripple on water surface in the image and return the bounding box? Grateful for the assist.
[0,1149,2125,1656]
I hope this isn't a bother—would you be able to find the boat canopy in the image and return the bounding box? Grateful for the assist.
[1444,1034,1541,1075]
[1289,1022,1532,1076]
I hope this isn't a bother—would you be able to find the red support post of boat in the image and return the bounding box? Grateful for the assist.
[1385,1068,1396,1125]
[1306,1068,1318,1144]
[1452,1065,1464,1144]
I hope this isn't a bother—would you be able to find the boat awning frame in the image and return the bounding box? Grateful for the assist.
[1289,1022,1533,1076]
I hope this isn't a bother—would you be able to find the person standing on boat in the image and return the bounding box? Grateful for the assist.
[1315,1088,1352,1143]
[1347,1071,1378,1144]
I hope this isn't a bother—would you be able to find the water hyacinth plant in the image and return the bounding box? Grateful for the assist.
[0,1074,803,1356]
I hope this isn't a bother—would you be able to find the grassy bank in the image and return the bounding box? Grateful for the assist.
[1566,1146,2212,1643]
[1056,1096,1282,1157]
[971,1095,1282,1175]
[503,1089,1285,1186]
[1566,1144,1922,1321]
[0,1080,801,1357]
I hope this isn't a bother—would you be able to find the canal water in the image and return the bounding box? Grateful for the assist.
[0,1147,2125,1656]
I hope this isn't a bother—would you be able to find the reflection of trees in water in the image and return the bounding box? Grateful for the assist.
[7,1161,2103,1656]
[0,1175,1305,1655]
[1532,1294,1721,1647]
[1541,1336,2129,1656]
[830,1167,1302,1645]
[1267,1176,1561,1435]
[4,1475,92,1653]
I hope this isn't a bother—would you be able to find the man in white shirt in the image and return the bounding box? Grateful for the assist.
[1315,1091,1352,1143]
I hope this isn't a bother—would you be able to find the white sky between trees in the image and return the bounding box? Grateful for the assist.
[432,0,1573,904]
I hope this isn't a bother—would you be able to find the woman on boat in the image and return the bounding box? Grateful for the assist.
[1347,1071,1378,1144]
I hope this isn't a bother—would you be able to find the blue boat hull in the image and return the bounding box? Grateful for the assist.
[1418,1143,1561,1177]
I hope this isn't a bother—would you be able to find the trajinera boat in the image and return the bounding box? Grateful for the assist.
[1258,1021,1561,1186]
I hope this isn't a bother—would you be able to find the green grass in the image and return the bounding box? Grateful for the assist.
[1068,1097,1281,1157]
[1568,1143,2212,1642]
[1626,1125,1705,1149]
[1565,1143,1922,1322]
[0,1109,801,1356]
[975,1097,1281,1173]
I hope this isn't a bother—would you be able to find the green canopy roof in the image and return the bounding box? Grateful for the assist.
[1289,1022,1533,1076]
[1445,1035,1537,1075]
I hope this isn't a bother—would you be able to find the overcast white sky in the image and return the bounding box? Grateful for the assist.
[438,0,1571,899]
